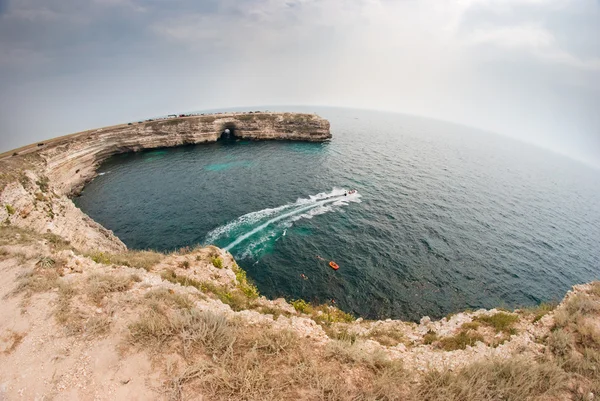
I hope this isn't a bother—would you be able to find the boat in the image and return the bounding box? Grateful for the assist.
[329,261,339,270]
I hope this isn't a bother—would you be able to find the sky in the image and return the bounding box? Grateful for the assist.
[0,0,599,167]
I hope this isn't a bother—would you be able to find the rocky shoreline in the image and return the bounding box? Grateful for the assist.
[0,114,598,400]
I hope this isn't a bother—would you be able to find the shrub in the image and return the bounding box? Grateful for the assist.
[36,256,56,269]
[232,263,259,299]
[36,176,49,192]
[312,304,354,324]
[179,260,190,269]
[211,256,223,269]
[423,330,439,345]
[290,299,313,314]
[161,269,203,291]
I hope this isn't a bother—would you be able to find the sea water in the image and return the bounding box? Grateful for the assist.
[74,107,600,321]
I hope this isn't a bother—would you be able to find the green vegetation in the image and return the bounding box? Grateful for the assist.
[290,299,313,314]
[232,262,259,299]
[36,175,49,192]
[475,312,519,334]
[5,204,15,215]
[86,250,164,271]
[211,256,223,269]
[290,298,354,325]
[161,268,256,311]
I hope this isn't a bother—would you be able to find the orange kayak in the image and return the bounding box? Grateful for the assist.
[329,261,339,270]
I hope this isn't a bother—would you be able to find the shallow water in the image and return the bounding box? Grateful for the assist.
[75,107,600,321]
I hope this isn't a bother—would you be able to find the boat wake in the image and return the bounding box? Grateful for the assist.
[204,188,361,258]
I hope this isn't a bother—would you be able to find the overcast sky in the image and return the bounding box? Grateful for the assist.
[0,0,598,167]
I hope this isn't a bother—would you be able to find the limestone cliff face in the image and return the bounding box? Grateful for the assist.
[40,112,330,196]
[0,112,330,252]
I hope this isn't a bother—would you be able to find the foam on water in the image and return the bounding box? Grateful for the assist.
[205,188,361,254]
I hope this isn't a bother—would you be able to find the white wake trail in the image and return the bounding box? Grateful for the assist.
[204,188,361,254]
[223,191,360,251]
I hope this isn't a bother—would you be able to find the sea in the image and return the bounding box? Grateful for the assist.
[74,107,600,321]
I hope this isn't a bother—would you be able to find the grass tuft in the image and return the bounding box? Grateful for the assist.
[87,250,164,271]
[366,326,405,347]
[439,330,484,351]
[211,256,223,269]
[474,312,519,334]
[416,357,568,401]
[5,204,15,215]
[85,273,135,304]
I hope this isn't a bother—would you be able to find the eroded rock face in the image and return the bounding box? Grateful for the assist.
[41,112,330,196]
[0,112,330,251]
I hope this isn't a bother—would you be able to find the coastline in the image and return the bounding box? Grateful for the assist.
[0,113,598,399]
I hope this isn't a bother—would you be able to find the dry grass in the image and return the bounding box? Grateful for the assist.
[163,325,409,401]
[144,288,194,310]
[290,299,355,325]
[438,329,485,351]
[87,250,164,271]
[324,326,358,343]
[85,273,136,304]
[416,357,568,401]
[423,330,439,345]
[548,288,600,397]
[54,281,112,337]
[129,308,235,357]
[474,312,519,334]
[522,302,557,323]
[256,305,292,320]
[12,257,65,296]
[366,326,405,346]
[161,269,256,311]
[0,225,40,246]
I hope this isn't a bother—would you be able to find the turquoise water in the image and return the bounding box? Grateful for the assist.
[74,108,600,321]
